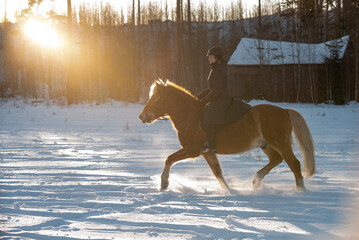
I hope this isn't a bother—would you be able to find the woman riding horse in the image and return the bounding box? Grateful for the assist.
[139,79,316,191]
[199,46,232,153]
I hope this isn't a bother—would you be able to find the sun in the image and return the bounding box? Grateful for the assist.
[23,19,63,48]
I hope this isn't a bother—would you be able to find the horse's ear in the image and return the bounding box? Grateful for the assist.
[155,80,162,88]
[156,78,165,86]
[155,80,165,93]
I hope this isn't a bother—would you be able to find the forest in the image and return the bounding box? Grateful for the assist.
[0,0,358,104]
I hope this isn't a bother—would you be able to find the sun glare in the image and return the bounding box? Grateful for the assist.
[24,19,63,48]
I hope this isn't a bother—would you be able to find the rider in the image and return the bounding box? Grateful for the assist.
[198,46,232,153]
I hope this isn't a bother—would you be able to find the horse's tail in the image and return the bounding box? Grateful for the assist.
[287,109,316,178]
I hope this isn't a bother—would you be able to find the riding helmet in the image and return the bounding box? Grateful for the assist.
[206,46,224,57]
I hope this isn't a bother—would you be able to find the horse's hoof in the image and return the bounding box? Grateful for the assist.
[297,184,306,192]
[296,179,306,191]
[220,181,230,190]
[226,187,235,195]
[297,186,306,192]
[160,182,169,191]
[252,174,262,189]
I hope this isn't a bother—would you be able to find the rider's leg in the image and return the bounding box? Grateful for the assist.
[200,122,217,152]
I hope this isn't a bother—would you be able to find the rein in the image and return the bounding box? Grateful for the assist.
[158,102,204,121]
[157,108,187,121]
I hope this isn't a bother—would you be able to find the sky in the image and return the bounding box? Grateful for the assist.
[1,0,259,23]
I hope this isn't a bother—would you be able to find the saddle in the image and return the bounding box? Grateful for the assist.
[225,98,252,123]
[213,98,251,134]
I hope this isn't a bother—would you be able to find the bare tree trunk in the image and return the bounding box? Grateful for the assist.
[309,64,315,102]
[258,0,262,39]
[337,0,342,37]
[165,0,169,30]
[67,0,72,39]
[282,63,285,101]
[275,7,286,101]
[176,0,183,83]
[276,11,284,100]
[132,0,135,25]
[187,0,192,88]
[67,0,74,104]
[356,44,358,102]
[325,0,331,102]
[308,42,316,103]
[296,0,301,102]
[187,0,191,25]
[298,0,301,42]
[137,0,140,25]
[355,6,359,102]
[4,0,7,23]
[325,64,332,102]
[326,0,329,41]
[314,0,318,43]
[130,0,136,99]
[135,1,140,99]
[297,62,301,102]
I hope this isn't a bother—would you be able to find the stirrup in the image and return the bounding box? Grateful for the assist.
[202,141,216,153]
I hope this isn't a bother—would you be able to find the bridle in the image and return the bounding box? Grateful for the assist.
[146,87,205,122]
[158,103,204,121]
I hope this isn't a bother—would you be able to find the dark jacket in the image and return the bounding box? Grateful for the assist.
[199,61,233,124]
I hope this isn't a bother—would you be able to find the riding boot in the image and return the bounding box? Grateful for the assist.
[201,123,217,153]
[202,140,216,153]
[208,137,217,151]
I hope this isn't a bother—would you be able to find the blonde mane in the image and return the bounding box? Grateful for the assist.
[165,81,196,100]
[150,79,197,102]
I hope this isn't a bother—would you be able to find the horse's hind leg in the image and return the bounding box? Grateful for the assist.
[253,145,283,189]
[276,145,305,191]
[203,152,230,190]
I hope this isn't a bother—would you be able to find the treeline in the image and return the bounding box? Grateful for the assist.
[0,0,358,104]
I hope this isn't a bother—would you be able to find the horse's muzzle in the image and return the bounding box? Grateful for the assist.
[139,110,152,123]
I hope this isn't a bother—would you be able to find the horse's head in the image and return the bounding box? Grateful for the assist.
[139,80,170,123]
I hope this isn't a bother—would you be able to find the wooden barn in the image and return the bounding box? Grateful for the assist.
[228,36,351,103]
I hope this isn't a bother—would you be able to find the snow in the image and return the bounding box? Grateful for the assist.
[228,36,349,66]
[1,99,359,240]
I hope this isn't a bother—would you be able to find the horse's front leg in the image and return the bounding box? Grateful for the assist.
[161,148,195,190]
[203,152,230,190]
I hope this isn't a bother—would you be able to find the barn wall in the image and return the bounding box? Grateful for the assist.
[229,64,337,103]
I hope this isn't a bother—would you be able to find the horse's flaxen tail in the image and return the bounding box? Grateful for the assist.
[287,109,316,177]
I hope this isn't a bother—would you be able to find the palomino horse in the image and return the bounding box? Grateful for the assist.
[139,80,316,191]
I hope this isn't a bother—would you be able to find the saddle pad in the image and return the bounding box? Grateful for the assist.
[225,98,252,124]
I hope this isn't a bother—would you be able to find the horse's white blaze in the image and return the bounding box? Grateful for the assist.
[149,83,157,98]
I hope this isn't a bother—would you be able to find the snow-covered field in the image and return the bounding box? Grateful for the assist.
[1,99,358,240]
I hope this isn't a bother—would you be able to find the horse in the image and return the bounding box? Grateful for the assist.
[139,80,316,191]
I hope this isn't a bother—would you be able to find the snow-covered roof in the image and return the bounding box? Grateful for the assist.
[228,35,349,66]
